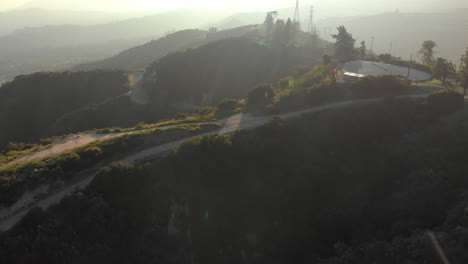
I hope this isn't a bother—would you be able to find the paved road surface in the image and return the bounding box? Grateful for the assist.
[343,60,432,82]
[0,94,429,231]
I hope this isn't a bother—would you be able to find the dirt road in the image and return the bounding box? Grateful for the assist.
[0,94,428,231]
[17,133,124,162]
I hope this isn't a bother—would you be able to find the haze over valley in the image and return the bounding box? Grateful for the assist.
[1,0,467,83]
[1,1,468,263]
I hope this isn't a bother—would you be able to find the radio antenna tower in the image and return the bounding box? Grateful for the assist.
[308,6,314,33]
[294,0,301,29]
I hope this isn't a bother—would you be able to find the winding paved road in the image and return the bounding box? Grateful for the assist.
[0,94,429,231]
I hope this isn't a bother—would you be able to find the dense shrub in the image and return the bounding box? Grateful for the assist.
[378,53,392,62]
[246,84,275,110]
[302,65,328,87]
[288,65,315,78]
[322,54,332,65]
[2,142,37,154]
[351,75,410,98]
[0,176,24,206]
[81,146,104,162]
[365,55,433,74]
[175,134,232,157]
[271,89,308,113]
[427,90,464,114]
[55,152,81,172]
[390,58,433,74]
[217,98,241,115]
[271,65,340,113]
[278,76,294,89]
[307,78,344,105]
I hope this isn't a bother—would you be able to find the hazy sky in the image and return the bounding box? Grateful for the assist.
[2,0,466,15]
[0,0,309,12]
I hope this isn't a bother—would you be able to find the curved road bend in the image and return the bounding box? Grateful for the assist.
[0,94,429,231]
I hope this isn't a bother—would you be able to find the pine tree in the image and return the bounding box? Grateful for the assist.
[272,19,285,46]
[263,12,275,40]
[359,41,366,58]
[418,40,437,65]
[331,26,356,62]
[283,19,293,46]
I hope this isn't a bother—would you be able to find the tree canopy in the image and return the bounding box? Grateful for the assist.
[418,40,437,65]
[332,26,356,62]
[359,40,367,58]
[433,57,455,84]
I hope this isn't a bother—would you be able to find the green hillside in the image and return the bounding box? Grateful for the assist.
[54,33,328,133]
[143,36,325,107]
[0,70,131,148]
[3,98,468,263]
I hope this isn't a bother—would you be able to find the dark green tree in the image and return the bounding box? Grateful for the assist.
[322,54,332,65]
[418,40,437,65]
[378,53,392,63]
[247,84,275,107]
[359,41,366,58]
[263,12,276,40]
[433,57,455,85]
[283,19,293,46]
[272,19,285,46]
[331,26,356,62]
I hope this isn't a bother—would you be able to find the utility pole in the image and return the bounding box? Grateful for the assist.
[371,36,374,53]
[459,55,465,81]
[407,53,413,79]
[308,6,314,33]
[389,41,393,56]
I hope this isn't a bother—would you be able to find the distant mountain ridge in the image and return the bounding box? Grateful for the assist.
[0,8,237,83]
[316,9,468,63]
[0,8,132,36]
[73,25,258,71]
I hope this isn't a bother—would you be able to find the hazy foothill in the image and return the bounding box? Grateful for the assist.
[1,0,468,263]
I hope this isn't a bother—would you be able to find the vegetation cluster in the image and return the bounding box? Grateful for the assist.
[4,98,468,263]
[0,123,220,207]
[143,35,328,107]
[350,75,410,98]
